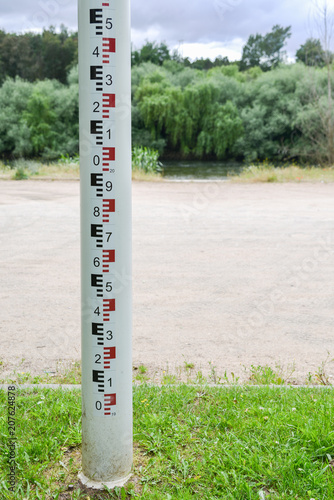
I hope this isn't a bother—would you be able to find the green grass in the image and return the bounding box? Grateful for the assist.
[229,163,334,183]
[0,361,82,385]
[0,158,80,181]
[2,358,333,387]
[1,385,334,499]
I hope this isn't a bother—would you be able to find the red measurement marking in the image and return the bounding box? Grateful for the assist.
[103,147,115,164]
[102,199,115,222]
[102,3,109,6]
[103,38,116,53]
[102,94,115,118]
[103,299,116,321]
[104,393,116,415]
[103,249,115,272]
[102,38,115,64]
[102,147,115,171]
[104,346,116,369]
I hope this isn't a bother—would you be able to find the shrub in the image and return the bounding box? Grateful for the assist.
[132,146,162,174]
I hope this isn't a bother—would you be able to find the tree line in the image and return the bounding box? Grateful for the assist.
[0,26,78,84]
[0,25,333,164]
[0,25,329,84]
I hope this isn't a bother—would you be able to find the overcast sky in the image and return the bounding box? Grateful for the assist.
[1,0,334,61]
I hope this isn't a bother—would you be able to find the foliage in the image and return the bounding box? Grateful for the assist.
[296,38,326,66]
[132,41,171,67]
[0,77,79,159]
[132,146,163,174]
[0,26,78,84]
[240,25,292,70]
[136,74,244,158]
[0,78,33,156]
[0,31,334,163]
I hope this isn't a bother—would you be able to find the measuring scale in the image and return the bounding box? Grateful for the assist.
[78,0,132,487]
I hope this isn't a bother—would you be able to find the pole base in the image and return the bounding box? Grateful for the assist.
[79,472,132,490]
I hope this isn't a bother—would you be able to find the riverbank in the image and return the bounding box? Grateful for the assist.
[1,159,334,182]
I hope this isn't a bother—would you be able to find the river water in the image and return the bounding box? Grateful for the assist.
[162,160,244,180]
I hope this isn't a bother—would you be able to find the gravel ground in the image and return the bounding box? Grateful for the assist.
[0,179,334,383]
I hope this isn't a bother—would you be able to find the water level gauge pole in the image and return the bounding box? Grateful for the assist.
[78,0,132,488]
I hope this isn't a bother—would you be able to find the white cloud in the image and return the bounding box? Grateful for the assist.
[1,0,334,60]
[175,39,244,62]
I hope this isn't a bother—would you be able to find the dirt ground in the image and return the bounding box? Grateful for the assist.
[0,179,334,383]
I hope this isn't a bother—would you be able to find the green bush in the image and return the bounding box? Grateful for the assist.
[132,146,163,174]
[0,54,334,164]
[0,77,78,159]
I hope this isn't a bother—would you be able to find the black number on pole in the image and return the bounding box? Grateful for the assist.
[94,207,100,217]
[106,74,113,86]
[94,257,100,267]
[93,47,99,57]
[96,401,102,410]
[106,232,112,242]
[95,354,102,364]
[106,282,112,292]
[94,307,100,316]
[106,18,113,29]
[106,181,112,191]
[93,102,100,112]
[106,330,113,340]
[93,155,100,166]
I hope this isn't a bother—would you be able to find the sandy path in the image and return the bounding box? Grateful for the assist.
[0,180,333,383]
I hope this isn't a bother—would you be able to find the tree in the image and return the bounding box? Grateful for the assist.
[296,38,325,66]
[294,2,334,164]
[240,34,264,70]
[262,25,292,68]
[40,28,78,83]
[233,64,311,161]
[240,25,291,71]
[131,41,170,66]
[0,28,77,84]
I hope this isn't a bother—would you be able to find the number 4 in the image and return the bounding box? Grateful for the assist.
[93,47,99,57]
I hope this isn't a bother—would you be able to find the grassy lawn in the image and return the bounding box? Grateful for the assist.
[1,384,334,499]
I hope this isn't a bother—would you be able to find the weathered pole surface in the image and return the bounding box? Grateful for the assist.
[78,0,132,488]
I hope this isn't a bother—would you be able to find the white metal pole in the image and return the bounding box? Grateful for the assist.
[78,0,132,488]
